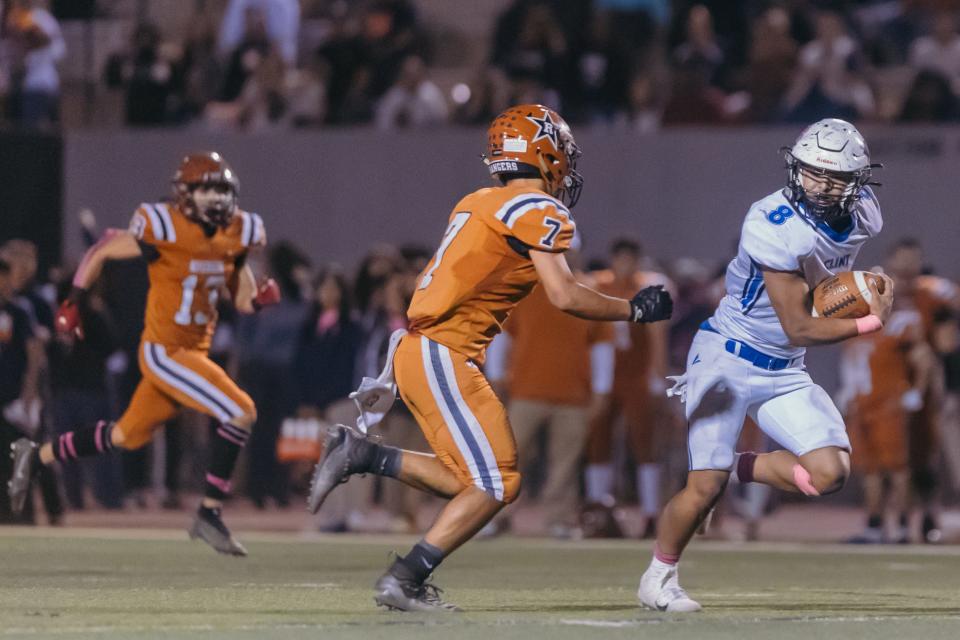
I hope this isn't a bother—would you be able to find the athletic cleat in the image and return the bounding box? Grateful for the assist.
[189,506,247,556]
[307,424,370,514]
[8,438,38,516]
[638,563,702,613]
[373,572,460,612]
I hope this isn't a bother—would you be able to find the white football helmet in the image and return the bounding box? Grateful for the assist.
[784,118,878,223]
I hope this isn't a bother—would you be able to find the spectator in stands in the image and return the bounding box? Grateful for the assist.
[172,16,222,122]
[618,70,663,132]
[661,58,730,125]
[3,0,64,128]
[230,47,290,130]
[294,267,363,422]
[285,53,328,127]
[237,242,311,508]
[0,256,46,523]
[375,55,448,129]
[491,1,568,108]
[743,6,798,123]
[594,0,668,55]
[318,0,422,124]
[219,5,273,102]
[48,280,124,510]
[908,10,960,96]
[104,23,175,126]
[672,4,728,91]
[451,66,510,125]
[898,69,960,121]
[1,240,53,337]
[219,0,300,65]
[569,10,631,123]
[782,11,875,122]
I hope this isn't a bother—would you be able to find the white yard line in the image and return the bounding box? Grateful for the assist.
[3,527,960,558]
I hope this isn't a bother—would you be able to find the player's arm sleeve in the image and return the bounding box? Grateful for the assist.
[128,203,172,245]
[740,213,800,272]
[503,200,576,253]
[241,212,267,249]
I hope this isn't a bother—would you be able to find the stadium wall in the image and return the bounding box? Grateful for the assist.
[64,126,960,393]
[64,127,960,281]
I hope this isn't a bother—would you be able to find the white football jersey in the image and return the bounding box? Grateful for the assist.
[709,187,883,359]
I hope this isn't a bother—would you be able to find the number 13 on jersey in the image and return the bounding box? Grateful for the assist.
[175,274,226,325]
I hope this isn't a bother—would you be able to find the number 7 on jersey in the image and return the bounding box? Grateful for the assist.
[418,212,471,290]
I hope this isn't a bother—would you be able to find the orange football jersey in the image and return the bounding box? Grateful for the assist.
[593,270,672,389]
[128,202,265,351]
[844,309,922,412]
[407,184,575,363]
[502,283,613,406]
[913,275,960,340]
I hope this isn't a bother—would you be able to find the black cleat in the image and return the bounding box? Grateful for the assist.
[373,572,460,612]
[8,438,38,516]
[307,425,371,514]
[189,506,247,556]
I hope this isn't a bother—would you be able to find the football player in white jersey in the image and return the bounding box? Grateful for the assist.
[638,119,895,612]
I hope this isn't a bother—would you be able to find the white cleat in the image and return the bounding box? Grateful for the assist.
[638,563,702,613]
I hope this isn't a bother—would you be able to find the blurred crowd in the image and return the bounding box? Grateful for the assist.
[1,229,958,544]
[5,0,960,130]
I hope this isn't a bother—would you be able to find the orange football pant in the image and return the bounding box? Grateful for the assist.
[394,333,520,503]
[114,341,255,449]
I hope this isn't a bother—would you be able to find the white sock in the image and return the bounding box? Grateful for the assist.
[637,464,662,517]
[649,555,676,572]
[585,463,614,503]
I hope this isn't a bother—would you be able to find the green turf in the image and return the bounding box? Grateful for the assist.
[1,530,959,639]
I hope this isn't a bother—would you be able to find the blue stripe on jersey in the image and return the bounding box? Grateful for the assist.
[427,340,496,496]
[740,260,764,310]
[744,283,766,315]
[500,197,567,226]
[816,217,854,243]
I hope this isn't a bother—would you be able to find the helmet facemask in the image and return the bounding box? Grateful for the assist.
[785,150,871,224]
[556,136,583,209]
[186,182,237,228]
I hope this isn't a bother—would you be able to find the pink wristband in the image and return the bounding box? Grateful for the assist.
[855,314,882,335]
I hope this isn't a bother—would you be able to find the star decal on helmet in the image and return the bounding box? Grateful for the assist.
[526,111,560,150]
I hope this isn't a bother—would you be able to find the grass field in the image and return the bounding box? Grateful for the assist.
[2,528,960,639]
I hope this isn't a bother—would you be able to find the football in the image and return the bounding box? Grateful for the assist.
[811,271,886,319]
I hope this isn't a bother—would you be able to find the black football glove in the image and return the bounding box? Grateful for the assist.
[629,285,673,323]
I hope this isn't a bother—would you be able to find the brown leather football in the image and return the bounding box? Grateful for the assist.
[811,271,885,319]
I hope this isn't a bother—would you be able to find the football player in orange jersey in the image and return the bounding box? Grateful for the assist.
[307,104,673,611]
[587,238,674,539]
[886,238,957,542]
[7,152,280,556]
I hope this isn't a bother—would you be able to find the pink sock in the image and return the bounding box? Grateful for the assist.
[654,543,680,565]
[792,464,820,496]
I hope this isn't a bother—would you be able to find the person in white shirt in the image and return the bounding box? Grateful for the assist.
[909,11,960,97]
[5,0,65,127]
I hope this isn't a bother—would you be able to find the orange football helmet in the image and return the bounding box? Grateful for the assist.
[172,151,240,227]
[484,104,583,207]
